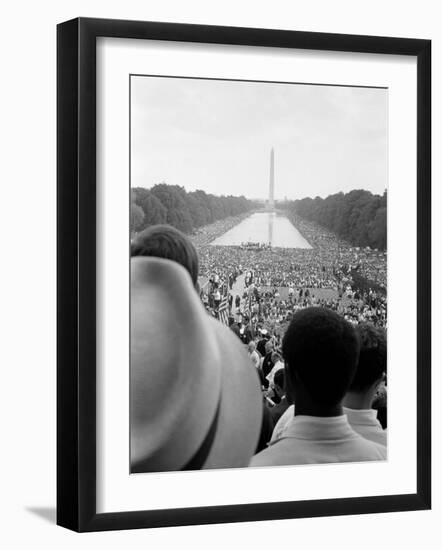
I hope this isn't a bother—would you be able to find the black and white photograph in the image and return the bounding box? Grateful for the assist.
[53,14,431,535]
[129,75,388,474]
[0,0,436,541]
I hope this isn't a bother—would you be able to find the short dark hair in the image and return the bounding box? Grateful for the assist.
[273,368,285,390]
[131,224,199,287]
[349,323,387,391]
[282,307,360,407]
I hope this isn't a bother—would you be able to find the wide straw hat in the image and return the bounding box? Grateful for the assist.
[131,257,263,472]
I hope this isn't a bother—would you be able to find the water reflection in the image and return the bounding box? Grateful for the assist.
[268,212,273,245]
[211,212,312,249]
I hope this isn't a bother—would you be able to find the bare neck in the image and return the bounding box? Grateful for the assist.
[343,391,375,410]
[294,397,343,418]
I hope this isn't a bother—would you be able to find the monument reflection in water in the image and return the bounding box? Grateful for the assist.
[210,212,312,249]
[212,148,311,249]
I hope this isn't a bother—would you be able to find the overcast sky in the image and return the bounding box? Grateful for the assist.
[131,76,387,200]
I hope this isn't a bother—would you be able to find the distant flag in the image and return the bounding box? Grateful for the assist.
[218,295,230,326]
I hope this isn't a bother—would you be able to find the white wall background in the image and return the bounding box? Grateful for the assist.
[0,0,439,548]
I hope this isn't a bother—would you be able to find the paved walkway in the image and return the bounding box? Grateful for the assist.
[201,272,348,314]
[230,273,246,298]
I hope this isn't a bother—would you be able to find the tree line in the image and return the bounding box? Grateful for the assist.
[283,189,387,250]
[131,183,255,234]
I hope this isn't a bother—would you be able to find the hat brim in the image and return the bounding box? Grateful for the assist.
[130,257,262,473]
[203,316,262,469]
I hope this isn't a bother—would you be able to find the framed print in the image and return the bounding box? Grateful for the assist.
[57,17,431,532]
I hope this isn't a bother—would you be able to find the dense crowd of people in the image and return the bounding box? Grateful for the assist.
[130,219,387,473]
[194,212,387,335]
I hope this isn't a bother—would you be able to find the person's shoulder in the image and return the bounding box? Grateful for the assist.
[249,449,272,468]
[249,440,286,467]
[371,429,387,447]
[250,435,313,467]
[370,439,387,459]
[354,433,387,459]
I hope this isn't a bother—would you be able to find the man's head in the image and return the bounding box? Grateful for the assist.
[248,341,256,354]
[131,224,199,288]
[273,368,285,398]
[349,323,386,393]
[265,341,273,355]
[282,307,360,411]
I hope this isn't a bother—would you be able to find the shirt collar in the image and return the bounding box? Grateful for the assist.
[281,414,357,441]
[343,407,381,427]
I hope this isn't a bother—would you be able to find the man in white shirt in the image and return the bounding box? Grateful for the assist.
[265,352,284,388]
[248,341,260,370]
[269,404,294,443]
[343,323,387,447]
[250,307,386,467]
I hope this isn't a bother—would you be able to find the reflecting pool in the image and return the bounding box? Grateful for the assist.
[210,212,312,249]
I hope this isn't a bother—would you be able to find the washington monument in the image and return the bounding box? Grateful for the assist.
[268,147,275,211]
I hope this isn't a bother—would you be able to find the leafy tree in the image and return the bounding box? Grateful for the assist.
[131,183,255,234]
[130,202,144,233]
[132,187,167,228]
[150,184,193,233]
[368,206,387,250]
[285,189,387,250]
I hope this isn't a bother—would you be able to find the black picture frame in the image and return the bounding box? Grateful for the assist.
[57,17,431,532]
